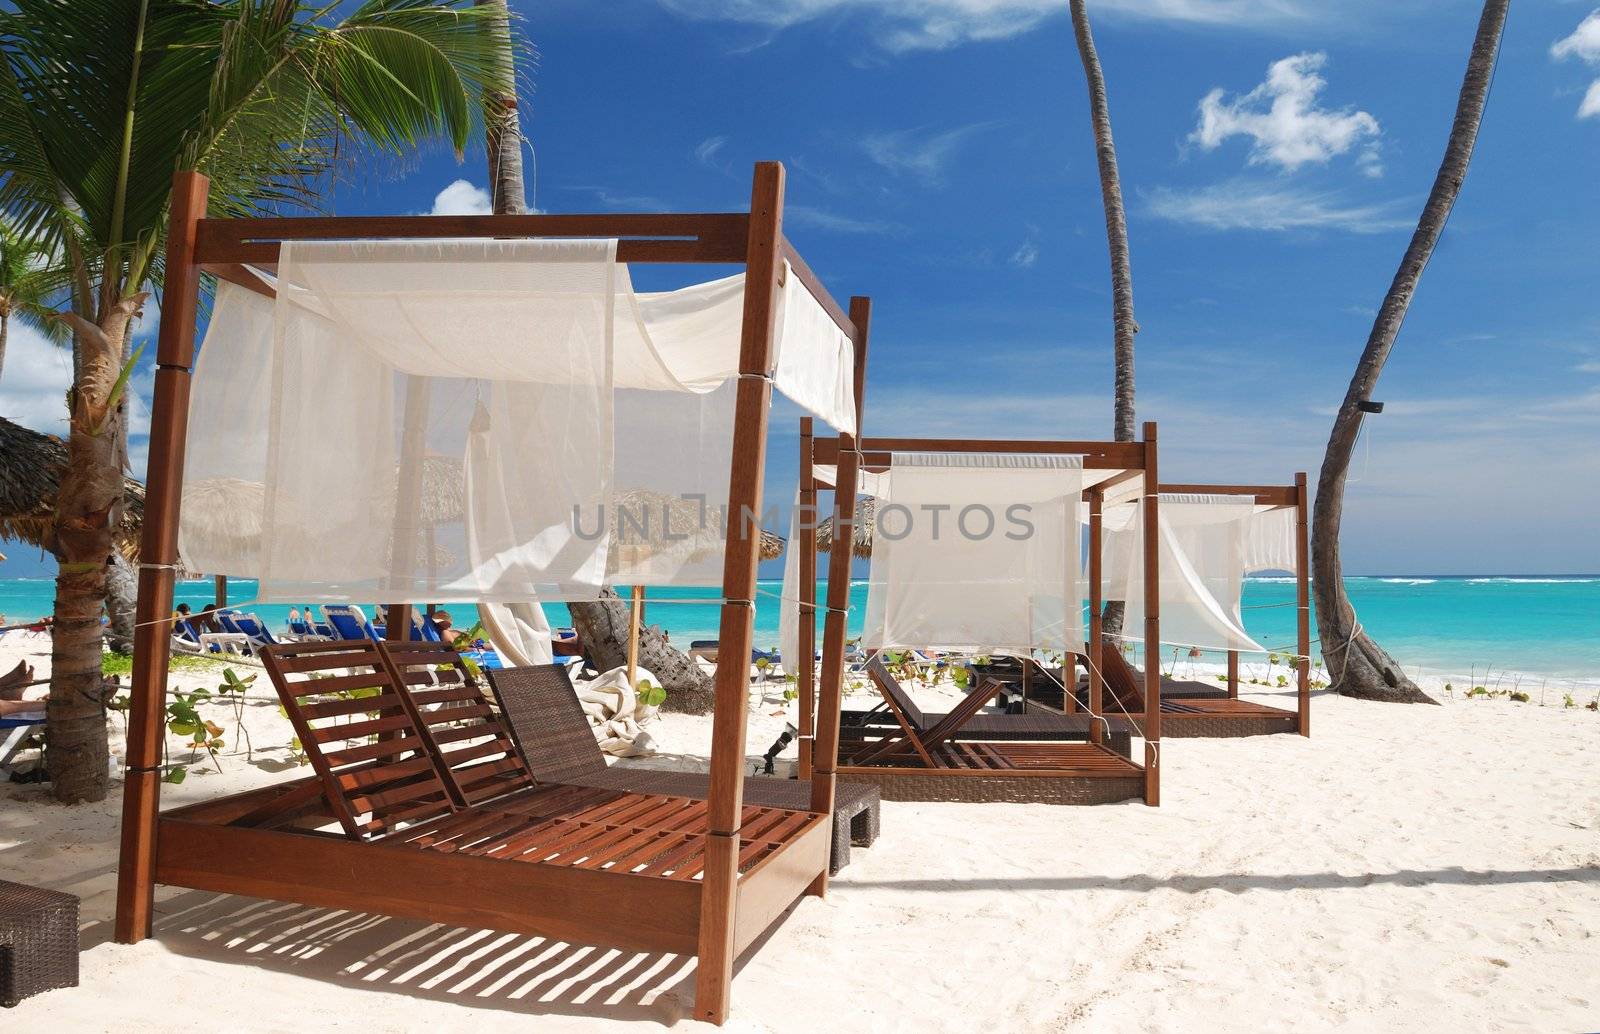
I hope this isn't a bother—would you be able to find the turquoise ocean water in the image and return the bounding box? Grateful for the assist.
[1,575,1595,682]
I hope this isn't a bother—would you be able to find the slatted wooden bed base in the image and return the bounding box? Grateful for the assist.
[836,742,1144,804]
[1018,683,1300,739]
[154,780,831,959]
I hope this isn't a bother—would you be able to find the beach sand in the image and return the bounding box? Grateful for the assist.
[2,633,1597,1032]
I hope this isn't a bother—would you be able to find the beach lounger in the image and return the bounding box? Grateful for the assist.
[213,636,834,998]
[218,610,283,651]
[841,657,1133,755]
[322,604,379,643]
[174,619,250,657]
[1094,648,1298,738]
[830,656,1145,804]
[0,712,45,780]
[486,663,880,874]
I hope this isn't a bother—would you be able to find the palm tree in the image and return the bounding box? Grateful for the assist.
[0,221,65,383]
[1070,0,1138,638]
[0,0,510,803]
[1312,0,1510,703]
[468,1,717,711]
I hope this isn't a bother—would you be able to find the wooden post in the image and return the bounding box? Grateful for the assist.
[627,585,643,687]
[115,170,209,943]
[1295,471,1311,737]
[694,161,785,1026]
[1087,488,1104,747]
[1227,650,1239,698]
[213,574,227,608]
[1021,657,1031,710]
[796,418,817,778]
[1062,655,1077,713]
[809,295,871,884]
[1140,423,1161,807]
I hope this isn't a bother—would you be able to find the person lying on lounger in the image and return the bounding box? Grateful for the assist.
[0,661,35,700]
[1,696,46,717]
[431,609,466,646]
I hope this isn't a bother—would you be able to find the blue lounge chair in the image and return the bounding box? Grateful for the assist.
[224,612,282,650]
[322,604,379,642]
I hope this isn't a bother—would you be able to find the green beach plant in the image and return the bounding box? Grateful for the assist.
[0,0,512,804]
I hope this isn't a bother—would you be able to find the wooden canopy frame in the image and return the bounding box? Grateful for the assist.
[1150,477,1312,737]
[801,424,1164,806]
[113,162,870,1025]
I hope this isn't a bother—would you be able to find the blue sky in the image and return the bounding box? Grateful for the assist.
[3,0,1598,578]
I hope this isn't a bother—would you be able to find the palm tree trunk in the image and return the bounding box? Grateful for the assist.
[476,0,526,215]
[49,300,141,802]
[1313,0,1509,704]
[105,552,137,654]
[0,314,8,384]
[1071,0,1138,640]
[567,589,716,714]
[472,8,714,710]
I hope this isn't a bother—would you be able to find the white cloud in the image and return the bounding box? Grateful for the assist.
[1552,10,1600,120]
[0,322,73,434]
[658,1,1313,52]
[785,204,901,235]
[862,122,994,184]
[694,135,728,166]
[1146,180,1412,234]
[428,179,493,216]
[1191,52,1382,175]
[1576,360,1600,374]
[1009,226,1040,267]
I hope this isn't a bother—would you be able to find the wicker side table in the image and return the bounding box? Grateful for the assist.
[0,879,79,1008]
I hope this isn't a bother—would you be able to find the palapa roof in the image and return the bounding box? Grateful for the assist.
[814,496,875,558]
[0,416,144,560]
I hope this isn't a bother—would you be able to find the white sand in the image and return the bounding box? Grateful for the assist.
[2,633,1598,1032]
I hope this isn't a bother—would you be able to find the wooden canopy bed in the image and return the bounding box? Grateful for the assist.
[113,162,869,1025]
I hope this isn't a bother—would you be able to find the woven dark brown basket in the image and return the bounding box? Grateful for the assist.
[486,664,882,872]
[0,879,78,1008]
[1162,714,1298,738]
[849,769,1144,805]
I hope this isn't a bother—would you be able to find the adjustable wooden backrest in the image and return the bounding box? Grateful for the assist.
[381,641,535,806]
[855,657,935,766]
[1097,647,1146,712]
[865,656,929,729]
[259,639,457,838]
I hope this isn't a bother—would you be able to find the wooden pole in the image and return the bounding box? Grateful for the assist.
[213,574,227,608]
[1140,422,1161,807]
[810,295,871,880]
[694,161,785,1026]
[796,418,817,778]
[1295,471,1311,737]
[1062,654,1077,713]
[627,584,643,687]
[115,170,209,942]
[1087,488,1104,747]
[1227,649,1239,698]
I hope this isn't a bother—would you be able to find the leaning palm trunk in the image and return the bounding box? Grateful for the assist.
[1314,0,1509,704]
[473,7,715,711]
[1071,0,1137,640]
[567,589,716,714]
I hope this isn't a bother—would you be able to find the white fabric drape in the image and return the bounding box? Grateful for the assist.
[477,600,555,666]
[1104,495,1266,652]
[862,454,1087,656]
[1243,506,1297,573]
[178,240,860,603]
[778,487,805,671]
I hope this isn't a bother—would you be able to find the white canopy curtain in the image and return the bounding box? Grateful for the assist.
[178,240,857,603]
[1102,493,1287,653]
[861,453,1090,656]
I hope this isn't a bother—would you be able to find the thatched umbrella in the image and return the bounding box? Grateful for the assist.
[605,488,783,576]
[0,415,144,560]
[814,496,876,558]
